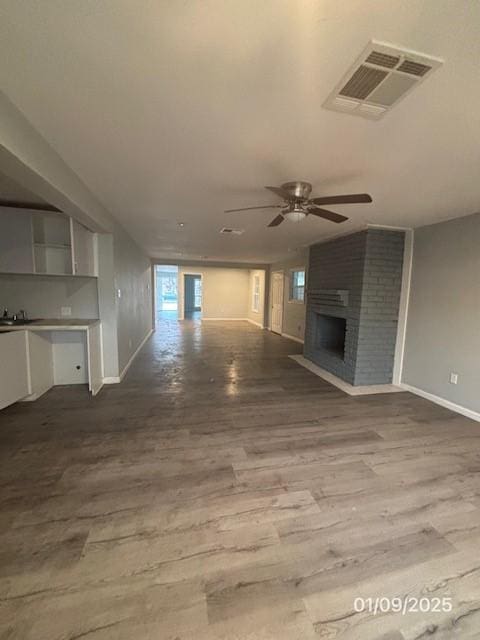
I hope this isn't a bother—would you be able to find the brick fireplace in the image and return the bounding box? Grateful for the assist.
[304,229,405,386]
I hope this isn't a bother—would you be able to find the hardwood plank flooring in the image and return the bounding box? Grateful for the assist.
[1,319,480,639]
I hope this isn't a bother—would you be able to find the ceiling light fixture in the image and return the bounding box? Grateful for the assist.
[283,205,307,223]
[178,222,185,227]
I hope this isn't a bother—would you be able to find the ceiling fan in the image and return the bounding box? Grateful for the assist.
[225,181,372,227]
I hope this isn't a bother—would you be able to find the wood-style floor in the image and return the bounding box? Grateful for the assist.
[1,319,480,639]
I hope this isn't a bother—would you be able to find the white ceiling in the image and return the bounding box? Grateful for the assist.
[1,1,479,263]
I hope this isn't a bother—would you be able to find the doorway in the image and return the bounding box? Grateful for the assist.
[155,265,178,322]
[270,271,284,334]
[184,273,202,320]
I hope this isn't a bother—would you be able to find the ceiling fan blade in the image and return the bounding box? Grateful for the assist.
[310,193,372,206]
[224,204,282,213]
[307,207,349,223]
[268,214,285,227]
[265,186,291,200]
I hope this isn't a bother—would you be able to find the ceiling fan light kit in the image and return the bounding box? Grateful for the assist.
[225,181,372,227]
[283,205,307,223]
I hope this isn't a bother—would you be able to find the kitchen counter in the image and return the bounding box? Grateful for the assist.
[0,319,103,402]
[0,318,100,332]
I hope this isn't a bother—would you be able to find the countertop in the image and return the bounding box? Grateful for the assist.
[0,319,100,332]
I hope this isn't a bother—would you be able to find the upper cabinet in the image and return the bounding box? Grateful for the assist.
[0,208,34,273]
[33,212,73,275]
[0,208,97,277]
[71,218,96,276]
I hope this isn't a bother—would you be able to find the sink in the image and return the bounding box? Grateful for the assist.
[0,318,36,326]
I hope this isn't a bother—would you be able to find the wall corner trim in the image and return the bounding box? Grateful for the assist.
[201,317,248,321]
[400,383,480,423]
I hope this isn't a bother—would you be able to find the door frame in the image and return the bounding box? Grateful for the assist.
[181,272,203,320]
[270,270,284,334]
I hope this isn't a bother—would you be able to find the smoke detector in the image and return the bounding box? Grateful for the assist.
[323,41,443,120]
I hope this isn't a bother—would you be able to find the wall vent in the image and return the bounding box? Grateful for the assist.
[220,227,244,235]
[324,41,443,120]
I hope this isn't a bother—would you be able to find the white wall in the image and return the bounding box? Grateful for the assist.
[402,212,480,414]
[268,250,308,341]
[177,265,250,320]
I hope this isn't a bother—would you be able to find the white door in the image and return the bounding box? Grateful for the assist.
[87,323,104,395]
[71,218,96,276]
[271,271,284,334]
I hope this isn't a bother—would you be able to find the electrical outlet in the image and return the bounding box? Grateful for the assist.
[117,288,122,299]
[61,306,72,317]
[450,373,458,385]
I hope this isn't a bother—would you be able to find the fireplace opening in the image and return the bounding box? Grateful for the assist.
[315,313,347,359]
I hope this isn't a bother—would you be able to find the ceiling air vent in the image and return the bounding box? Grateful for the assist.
[220,227,244,235]
[324,41,443,120]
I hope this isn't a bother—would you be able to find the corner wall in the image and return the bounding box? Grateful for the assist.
[402,212,480,414]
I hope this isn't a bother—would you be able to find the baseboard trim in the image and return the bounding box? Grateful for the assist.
[246,318,264,328]
[103,328,153,385]
[400,383,480,422]
[281,332,304,344]
[202,317,249,321]
[290,355,404,396]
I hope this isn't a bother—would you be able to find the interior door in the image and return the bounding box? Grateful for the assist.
[184,275,196,312]
[87,323,103,395]
[271,271,284,334]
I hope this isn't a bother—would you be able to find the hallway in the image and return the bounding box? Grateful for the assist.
[1,320,480,638]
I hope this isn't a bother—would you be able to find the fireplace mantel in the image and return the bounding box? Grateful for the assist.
[307,289,349,308]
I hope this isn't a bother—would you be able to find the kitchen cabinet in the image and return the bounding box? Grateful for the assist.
[71,218,96,276]
[0,321,103,410]
[25,331,54,400]
[0,208,34,273]
[0,331,30,409]
[32,212,73,275]
[0,208,97,277]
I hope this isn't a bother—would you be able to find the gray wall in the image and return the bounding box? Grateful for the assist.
[97,233,118,378]
[113,223,153,375]
[268,250,308,341]
[0,273,98,319]
[403,212,480,413]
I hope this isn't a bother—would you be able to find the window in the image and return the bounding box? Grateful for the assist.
[289,268,305,302]
[252,274,260,312]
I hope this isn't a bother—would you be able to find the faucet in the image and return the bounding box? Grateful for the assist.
[2,308,8,318]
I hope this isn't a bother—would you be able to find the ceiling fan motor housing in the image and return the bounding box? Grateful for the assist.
[281,181,312,201]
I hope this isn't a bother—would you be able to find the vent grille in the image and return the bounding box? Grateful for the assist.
[220,227,244,235]
[365,51,400,68]
[339,65,388,100]
[323,41,443,120]
[397,59,432,76]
